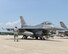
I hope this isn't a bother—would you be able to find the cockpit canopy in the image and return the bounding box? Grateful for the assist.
[41,21,53,25]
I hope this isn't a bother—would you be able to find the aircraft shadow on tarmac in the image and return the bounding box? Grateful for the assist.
[5,38,62,42]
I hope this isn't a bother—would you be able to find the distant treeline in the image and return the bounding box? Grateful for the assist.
[0,32,22,35]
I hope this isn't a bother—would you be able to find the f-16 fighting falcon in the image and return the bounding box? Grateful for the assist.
[6,16,65,40]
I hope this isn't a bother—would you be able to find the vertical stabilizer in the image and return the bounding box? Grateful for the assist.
[20,16,26,27]
[60,21,67,28]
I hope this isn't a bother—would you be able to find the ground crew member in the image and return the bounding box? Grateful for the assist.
[14,26,19,42]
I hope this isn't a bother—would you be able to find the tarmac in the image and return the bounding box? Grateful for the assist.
[0,35,68,54]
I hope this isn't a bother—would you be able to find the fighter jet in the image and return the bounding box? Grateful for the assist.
[59,21,68,36]
[6,16,65,40]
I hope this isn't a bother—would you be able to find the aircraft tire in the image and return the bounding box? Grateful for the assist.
[40,37,43,40]
[35,37,38,39]
[23,35,27,39]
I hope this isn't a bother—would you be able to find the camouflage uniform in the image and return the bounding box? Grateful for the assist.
[14,27,19,42]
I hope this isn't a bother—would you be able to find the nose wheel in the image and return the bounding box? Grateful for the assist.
[22,35,27,39]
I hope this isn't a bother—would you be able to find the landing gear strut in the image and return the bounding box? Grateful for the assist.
[22,35,27,39]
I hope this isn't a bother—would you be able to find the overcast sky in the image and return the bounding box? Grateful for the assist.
[0,0,68,31]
